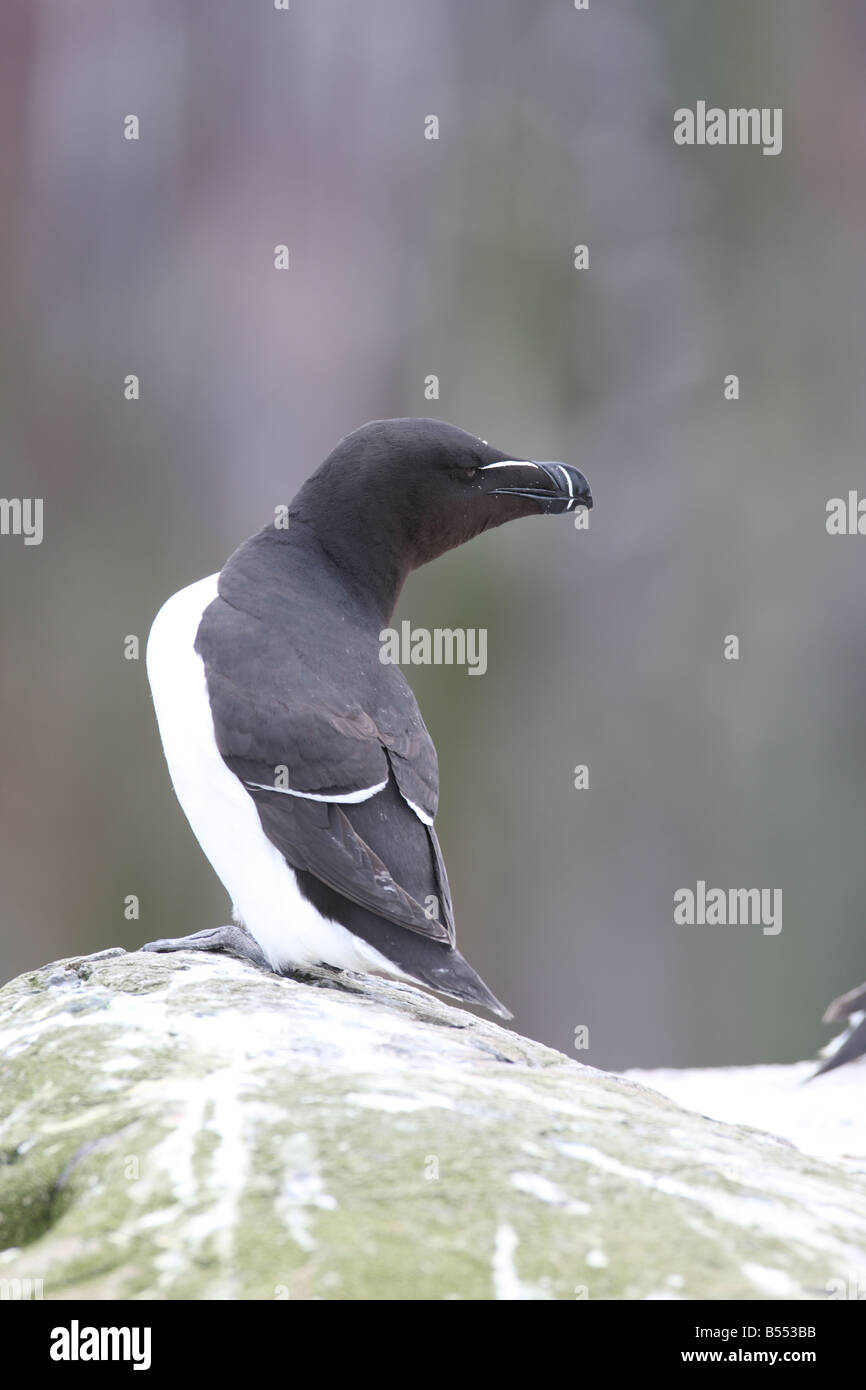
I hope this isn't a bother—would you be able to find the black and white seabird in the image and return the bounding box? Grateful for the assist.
[143,418,592,1017]
[813,979,866,1076]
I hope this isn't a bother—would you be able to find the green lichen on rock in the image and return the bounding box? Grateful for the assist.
[1,950,865,1300]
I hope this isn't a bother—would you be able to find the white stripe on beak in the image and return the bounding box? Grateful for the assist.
[553,463,576,510]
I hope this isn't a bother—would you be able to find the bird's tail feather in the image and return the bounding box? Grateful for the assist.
[406,946,513,1020]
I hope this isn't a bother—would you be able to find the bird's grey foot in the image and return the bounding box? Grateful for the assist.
[140,925,271,972]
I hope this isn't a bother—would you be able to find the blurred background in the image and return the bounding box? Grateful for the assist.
[1,0,864,1070]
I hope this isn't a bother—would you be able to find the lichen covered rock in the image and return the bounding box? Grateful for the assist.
[1,950,865,1300]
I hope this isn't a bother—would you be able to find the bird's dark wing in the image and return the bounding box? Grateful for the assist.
[252,782,453,944]
[197,602,453,944]
[374,671,439,825]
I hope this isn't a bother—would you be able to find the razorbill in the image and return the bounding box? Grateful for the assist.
[813,979,866,1075]
[143,418,592,1017]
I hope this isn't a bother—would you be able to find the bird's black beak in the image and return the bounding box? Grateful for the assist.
[481,460,593,516]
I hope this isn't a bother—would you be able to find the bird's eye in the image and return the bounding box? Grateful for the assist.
[465,466,478,479]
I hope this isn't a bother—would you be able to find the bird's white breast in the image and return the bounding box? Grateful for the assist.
[145,574,404,978]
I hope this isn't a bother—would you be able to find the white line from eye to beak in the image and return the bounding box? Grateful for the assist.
[478,460,537,471]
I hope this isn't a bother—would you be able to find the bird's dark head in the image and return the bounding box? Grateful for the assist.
[293,418,593,574]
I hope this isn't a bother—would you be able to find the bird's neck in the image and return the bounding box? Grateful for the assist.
[264,518,412,628]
